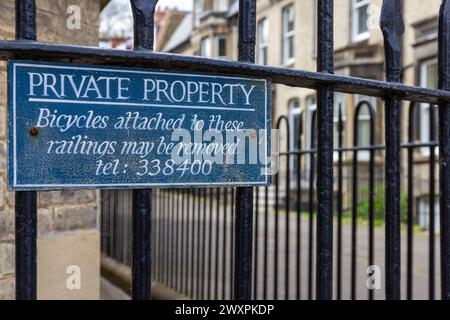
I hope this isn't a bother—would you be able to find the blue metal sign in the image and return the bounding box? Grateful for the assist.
[7,61,271,190]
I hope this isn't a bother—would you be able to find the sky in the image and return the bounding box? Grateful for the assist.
[100,0,193,39]
[115,0,192,11]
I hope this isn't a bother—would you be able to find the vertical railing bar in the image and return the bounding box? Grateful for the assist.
[406,102,416,300]
[195,189,201,298]
[230,189,235,299]
[316,0,335,300]
[429,104,436,300]
[184,189,189,295]
[308,111,317,300]
[105,191,111,256]
[368,101,376,301]
[234,0,256,301]
[285,124,291,300]
[351,104,361,300]
[159,190,164,283]
[154,191,159,281]
[215,188,221,300]
[295,146,302,300]
[274,156,280,300]
[175,189,180,291]
[162,190,167,285]
[15,0,38,300]
[222,188,228,299]
[263,186,269,300]
[190,188,195,298]
[166,190,170,286]
[130,0,158,300]
[201,188,207,299]
[170,190,175,289]
[115,192,120,262]
[336,105,344,300]
[438,0,450,300]
[207,188,214,299]
[132,188,152,300]
[296,124,303,300]
[380,0,404,300]
[254,187,259,300]
[181,190,186,293]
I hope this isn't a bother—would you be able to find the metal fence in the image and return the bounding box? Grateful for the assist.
[4,0,450,300]
[102,98,443,300]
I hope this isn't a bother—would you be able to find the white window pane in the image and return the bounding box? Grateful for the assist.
[201,37,211,57]
[282,5,295,63]
[358,120,371,146]
[427,63,438,89]
[216,36,227,58]
[287,7,295,32]
[217,0,227,11]
[293,114,302,150]
[288,36,294,59]
[257,19,269,65]
[357,4,369,34]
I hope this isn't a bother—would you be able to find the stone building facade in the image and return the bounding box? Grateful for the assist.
[162,0,444,229]
[0,0,104,300]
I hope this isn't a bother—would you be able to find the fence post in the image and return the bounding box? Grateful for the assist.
[130,0,158,300]
[438,0,450,301]
[234,0,256,300]
[316,0,334,300]
[15,0,37,301]
[380,0,404,300]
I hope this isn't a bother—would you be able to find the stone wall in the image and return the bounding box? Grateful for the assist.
[0,0,101,300]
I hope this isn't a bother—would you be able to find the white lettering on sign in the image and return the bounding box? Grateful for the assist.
[9,61,271,190]
[27,72,257,106]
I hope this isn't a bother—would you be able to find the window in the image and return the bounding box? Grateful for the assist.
[257,18,269,65]
[418,197,440,233]
[306,95,317,180]
[334,93,346,150]
[352,0,370,42]
[289,99,302,151]
[217,0,227,11]
[194,0,203,28]
[231,26,238,60]
[419,59,438,154]
[282,5,295,65]
[200,37,211,58]
[215,35,227,59]
[289,99,302,179]
[306,95,317,150]
[355,95,376,160]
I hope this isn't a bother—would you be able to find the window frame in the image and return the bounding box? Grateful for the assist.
[333,93,347,161]
[352,0,370,43]
[215,34,228,59]
[194,0,203,28]
[200,36,212,58]
[419,58,438,155]
[257,18,269,65]
[354,94,376,161]
[217,0,228,11]
[282,4,295,65]
[288,98,302,182]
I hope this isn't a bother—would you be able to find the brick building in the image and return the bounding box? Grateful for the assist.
[0,0,106,300]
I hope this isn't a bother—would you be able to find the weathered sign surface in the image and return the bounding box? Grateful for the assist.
[7,61,271,190]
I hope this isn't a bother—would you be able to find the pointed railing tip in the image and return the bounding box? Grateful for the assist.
[380,0,405,50]
[130,0,159,12]
[130,0,160,51]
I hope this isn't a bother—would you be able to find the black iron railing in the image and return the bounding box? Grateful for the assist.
[4,0,450,300]
[103,97,443,300]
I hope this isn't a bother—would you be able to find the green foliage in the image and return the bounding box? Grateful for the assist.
[347,183,408,226]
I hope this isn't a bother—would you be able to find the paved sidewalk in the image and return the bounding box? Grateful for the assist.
[100,278,129,300]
